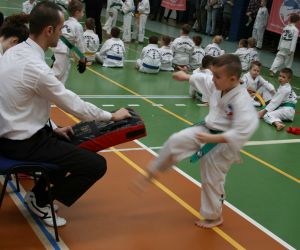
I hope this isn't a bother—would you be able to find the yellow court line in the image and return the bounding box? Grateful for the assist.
[86,66,300,186]
[56,108,245,250]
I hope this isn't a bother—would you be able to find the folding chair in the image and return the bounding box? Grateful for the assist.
[0,155,60,241]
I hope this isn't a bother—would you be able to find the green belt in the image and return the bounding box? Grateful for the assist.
[60,35,85,59]
[190,121,223,163]
[279,102,296,109]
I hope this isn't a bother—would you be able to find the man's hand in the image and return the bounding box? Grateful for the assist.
[172,71,191,81]
[77,57,87,73]
[111,108,131,121]
[258,109,267,119]
[54,126,74,141]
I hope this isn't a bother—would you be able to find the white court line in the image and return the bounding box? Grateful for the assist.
[175,104,186,107]
[0,6,21,10]
[127,104,140,107]
[102,104,115,107]
[79,95,191,99]
[124,60,137,63]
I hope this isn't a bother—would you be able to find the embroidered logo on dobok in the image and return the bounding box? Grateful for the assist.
[225,104,234,118]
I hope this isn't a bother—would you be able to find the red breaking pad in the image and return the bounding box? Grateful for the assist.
[286,127,300,135]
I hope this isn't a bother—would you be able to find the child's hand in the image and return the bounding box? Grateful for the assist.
[172,71,190,81]
[196,132,214,143]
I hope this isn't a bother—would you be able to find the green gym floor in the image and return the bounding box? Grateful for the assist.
[1,1,300,249]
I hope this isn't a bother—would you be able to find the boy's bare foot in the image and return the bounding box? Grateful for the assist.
[274,121,285,131]
[194,217,223,229]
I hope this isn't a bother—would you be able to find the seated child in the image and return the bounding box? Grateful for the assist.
[258,68,297,131]
[159,35,174,71]
[136,35,161,74]
[233,39,250,71]
[189,35,205,70]
[83,18,100,65]
[241,61,275,106]
[204,35,225,57]
[95,26,125,67]
[248,37,259,63]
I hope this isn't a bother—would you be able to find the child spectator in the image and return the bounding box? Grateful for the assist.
[159,35,174,71]
[132,0,150,43]
[233,39,250,71]
[22,0,37,14]
[96,26,125,67]
[252,0,268,49]
[103,0,123,35]
[189,35,205,70]
[136,35,161,73]
[259,68,297,130]
[122,0,135,43]
[171,24,194,69]
[247,37,259,62]
[241,61,275,106]
[205,35,224,57]
[52,0,86,84]
[83,18,100,65]
[269,14,300,77]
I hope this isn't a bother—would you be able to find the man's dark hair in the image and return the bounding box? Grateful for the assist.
[280,67,293,79]
[29,1,62,35]
[111,26,120,38]
[149,36,158,44]
[212,54,242,78]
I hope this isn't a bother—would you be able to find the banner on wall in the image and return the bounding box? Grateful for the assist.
[161,0,186,11]
[267,0,300,36]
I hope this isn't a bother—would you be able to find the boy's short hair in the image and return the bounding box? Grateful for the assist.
[250,60,262,69]
[212,54,242,78]
[247,37,256,48]
[239,39,248,48]
[280,68,293,79]
[181,24,191,35]
[213,35,223,44]
[110,26,120,38]
[290,14,300,23]
[202,55,214,69]
[193,35,202,46]
[85,18,95,30]
[149,35,158,44]
[161,35,171,46]
[68,0,83,16]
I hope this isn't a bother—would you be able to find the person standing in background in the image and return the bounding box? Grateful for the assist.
[221,0,234,40]
[252,0,268,49]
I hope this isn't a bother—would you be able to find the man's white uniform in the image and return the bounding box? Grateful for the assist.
[22,0,37,14]
[96,37,125,67]
[252,6,268,49]
[122,0,135,42]
[241,72,275,103]
[83,29,100,62]
[52,17,85,84]
[189,69,213,103]
[171,35,194,66]
[103,0,123,35]
[136,43,161,73]
[263,83,297,125]
[133,0,150,43]
[159,45,174,71]
[189,45,205,70]
[234,47,250,71]
[270,23,299,74]
[248,47,259,63]
[149,78,258,220]
[204,43,224,57]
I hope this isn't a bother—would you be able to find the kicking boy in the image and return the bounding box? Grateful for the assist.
[83,18,100,64]
[258,68,297,130]
[96,27,125,67]
[234,39,250,71]
[159,35,174,71]
[52,0,86,84]
[189,35,205,70]
[103,0,122,35]
[270,14,300,76]
[136,35,161,73]
[142,54,258,228]
[204,35,224,57]
[132,0,150,43]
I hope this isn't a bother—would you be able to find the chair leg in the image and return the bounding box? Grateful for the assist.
[0,175,10,207]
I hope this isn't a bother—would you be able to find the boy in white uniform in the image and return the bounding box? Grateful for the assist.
[252,0,268,49]
[103,0,122,35]
[205,35,224,57]
[171,24,194,69]
[133,0,150,43]
[259,68,297,130]
[83,18,100,64]
[247,37,259,62]
[122,0,135,43]
[139,54,258,228]
[96,27,125,67]
[241,61,275,106]
[22,0,37,14]
[136,35,161,73]
[52,0,86,84]
[159,35,174,71]
[270,14,300,76]
[189,35,205,70]
[233,39,250,71]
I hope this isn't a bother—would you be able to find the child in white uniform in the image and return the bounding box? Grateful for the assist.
[234,39,250,71]
[259,68,297,130]
[189,35,205,70]
[140,54,258,228]
[270,14,300,76]
[22,0,37,14]
[136,35,161,73]
[122,0,135,42]
[52,0,86,84]
[205,35,224,57]
[252,0,268,49]
[159,35,174,71]
[247,37,259,62]
[83,18,100,64]
[103,0,122,35]
[96,27,125,67]
[133,0,150,43]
